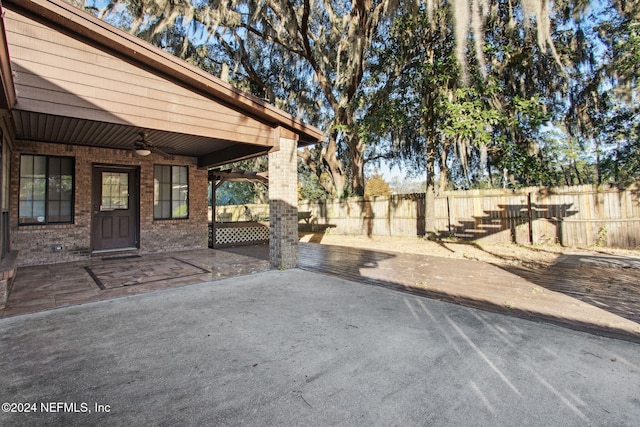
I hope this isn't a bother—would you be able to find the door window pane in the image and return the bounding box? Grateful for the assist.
[101,172,129,210]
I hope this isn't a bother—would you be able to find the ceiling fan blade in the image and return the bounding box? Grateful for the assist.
[152,146,174,159]
[133,131,174,159]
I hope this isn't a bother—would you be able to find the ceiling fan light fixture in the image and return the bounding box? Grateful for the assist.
[135,148,152,156]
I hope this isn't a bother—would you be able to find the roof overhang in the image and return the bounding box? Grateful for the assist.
[209,169,269,187]
[0,3,16,110]
[0,0,324,167]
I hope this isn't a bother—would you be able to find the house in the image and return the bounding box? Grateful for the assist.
[0,0,323,304]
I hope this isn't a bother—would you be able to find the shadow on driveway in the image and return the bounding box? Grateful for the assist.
[499,253,640,325]
[298,243,640,343]
[3,269,640,425]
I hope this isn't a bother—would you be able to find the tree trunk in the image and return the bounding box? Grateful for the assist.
[425,139,437,237]
[438,141,451,193]
[573,160,583,185]
[299,137,346,198]
[560,164,570,186]
[349,134,366,197]
[334,105,366,197]
[595,137,602,185]
[323,136,347,197]
[614,139,620,183]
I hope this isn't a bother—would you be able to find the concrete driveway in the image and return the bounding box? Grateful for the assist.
[1,269,639,426]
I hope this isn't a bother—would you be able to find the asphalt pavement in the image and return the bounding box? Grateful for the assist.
[1,269,639,426]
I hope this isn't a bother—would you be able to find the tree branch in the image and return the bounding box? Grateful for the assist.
[299,0,340,112]
[239,24,306,56]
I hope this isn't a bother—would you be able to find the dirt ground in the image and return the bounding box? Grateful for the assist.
[299,232,640,269]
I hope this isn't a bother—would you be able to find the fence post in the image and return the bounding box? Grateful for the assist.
[528,191,533,244]
[446,196,452,237]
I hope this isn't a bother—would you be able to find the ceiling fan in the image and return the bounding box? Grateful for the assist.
[133,131,173,159]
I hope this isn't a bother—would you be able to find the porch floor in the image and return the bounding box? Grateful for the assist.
[1,246,270,318]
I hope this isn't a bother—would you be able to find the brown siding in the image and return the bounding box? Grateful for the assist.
[5,10,274,146]
[10,141,208,266]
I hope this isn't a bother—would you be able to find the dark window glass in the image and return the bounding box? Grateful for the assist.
[19,155,74,225]
[154,165,188,219]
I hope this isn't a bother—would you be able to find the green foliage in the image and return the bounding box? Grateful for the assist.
[596,226,608,247]
[534,126,598,186]
[172,203,188,218]
[214,158,268,206]
[359,4,458,187]
[298,160,328,200]
[215,182,258,206]
[439,86,504,146]
[599,107,640,185]
[75,0,638,191]
[361,2,566,190]
[589,5,640,185]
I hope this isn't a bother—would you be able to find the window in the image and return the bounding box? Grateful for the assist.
[154,165,188,219]
[0,134,5,258]
[101,172,129,210]
[19,155,74,225]
[1,134,7,211]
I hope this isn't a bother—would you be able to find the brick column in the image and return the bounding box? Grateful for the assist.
[268,135,298,269]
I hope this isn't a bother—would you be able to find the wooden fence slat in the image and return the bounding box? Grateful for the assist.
[217,184,640,248]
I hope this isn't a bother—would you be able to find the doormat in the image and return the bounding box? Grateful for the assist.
[101,255,141,261]
[85,256,210,290]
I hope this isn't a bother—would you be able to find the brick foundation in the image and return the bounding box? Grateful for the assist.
[0,251,18,309]
[10,141,208,266]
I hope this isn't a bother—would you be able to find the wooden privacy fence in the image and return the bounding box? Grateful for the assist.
[218,184,640,248]
[432,185,640,248]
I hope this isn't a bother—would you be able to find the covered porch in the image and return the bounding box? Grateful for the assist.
[0,0,323,278]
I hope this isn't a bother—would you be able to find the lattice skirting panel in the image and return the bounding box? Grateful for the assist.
[209,223,269,248]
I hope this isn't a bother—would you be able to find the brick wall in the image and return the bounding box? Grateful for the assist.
[268,136,298,269]
[11,141,208,266]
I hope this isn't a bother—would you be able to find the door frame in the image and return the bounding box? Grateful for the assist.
[91,164,140,253]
